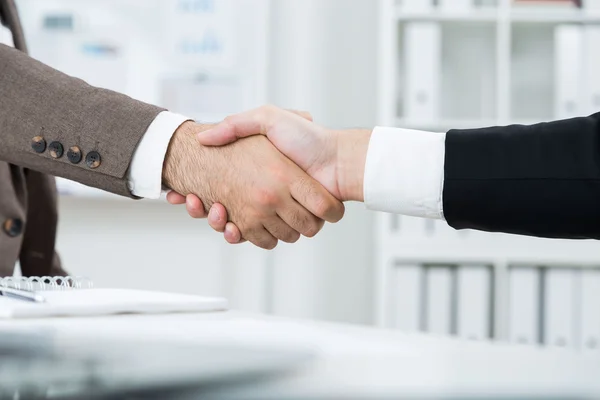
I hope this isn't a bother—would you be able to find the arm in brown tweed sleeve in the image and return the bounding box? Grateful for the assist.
[0,44,165,197]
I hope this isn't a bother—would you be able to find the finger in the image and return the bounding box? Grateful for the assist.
[244,226,278,250]
[264,216,301,244]
[285,109,313,122]
[198,106,313,147]
[166,191,187,205]
[290,176,345,223]
[224,222,245,244]
[208,203,228,233]
[185,194,208,219]
[197,105,280,146]
[278,203,324,238]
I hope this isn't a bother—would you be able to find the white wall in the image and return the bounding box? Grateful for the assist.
[56,0,380,325]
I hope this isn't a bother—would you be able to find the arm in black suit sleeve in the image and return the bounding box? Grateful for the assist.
[443,113,600,239]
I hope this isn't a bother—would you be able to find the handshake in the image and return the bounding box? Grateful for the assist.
[162,105,372,249]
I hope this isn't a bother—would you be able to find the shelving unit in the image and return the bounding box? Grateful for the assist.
[376,0,600,351]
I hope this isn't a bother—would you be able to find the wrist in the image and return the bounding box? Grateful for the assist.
[334,128,372,202]
[162,121,212,193]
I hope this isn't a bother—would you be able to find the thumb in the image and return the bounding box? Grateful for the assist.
[286,109,313,122]
[197,108,267,146]
[196,124,240,146]
[197,106,313,147]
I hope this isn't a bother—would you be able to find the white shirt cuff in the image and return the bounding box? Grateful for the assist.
[363,126,446,219]
[127,111,191,199]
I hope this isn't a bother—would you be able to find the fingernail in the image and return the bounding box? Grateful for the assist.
[209,206,221,222]
[224,226,237,243]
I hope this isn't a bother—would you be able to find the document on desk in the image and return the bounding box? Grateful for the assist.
[0,288,227,319]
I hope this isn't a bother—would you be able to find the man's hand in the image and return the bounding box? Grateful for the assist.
[169,106,371,243]
[199,105,372,202]
[162,121,345,249]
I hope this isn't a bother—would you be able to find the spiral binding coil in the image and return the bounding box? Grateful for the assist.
[0,276,94,291]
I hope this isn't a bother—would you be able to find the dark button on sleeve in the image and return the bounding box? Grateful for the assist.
[67,146,83,164]
[49,141,64,159]
[31,136,46,153]
[3,218,23,237]
[85,151,101,169]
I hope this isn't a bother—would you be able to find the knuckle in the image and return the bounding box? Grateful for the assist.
[262,104,277,115]
[316,197,344,222]
[255,188,280,208]
[223,115,236,127]
[313,196,332,218]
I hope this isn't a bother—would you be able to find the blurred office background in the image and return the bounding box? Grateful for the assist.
[7,0,600,353]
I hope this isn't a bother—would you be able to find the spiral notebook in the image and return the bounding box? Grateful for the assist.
[0,276,228,319]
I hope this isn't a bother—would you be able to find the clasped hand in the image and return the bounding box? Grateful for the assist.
[164,105,371,249]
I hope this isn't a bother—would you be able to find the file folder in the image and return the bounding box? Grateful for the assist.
[581,26,600,116]
[425,266,453,335]
[456,265,492,340]
[554,25,583,119]
[543,269,578,349]
[404,23,441,123]
[393,264,424,332]
[581,269,600,353]
[508,267,540,345]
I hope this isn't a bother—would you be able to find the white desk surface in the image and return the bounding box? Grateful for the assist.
[1,311,599,399]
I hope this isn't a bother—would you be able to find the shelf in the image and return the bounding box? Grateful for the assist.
[395,9,499,23]
[393,118,543,130]
[511,8,600,23]
[394,7,600,24]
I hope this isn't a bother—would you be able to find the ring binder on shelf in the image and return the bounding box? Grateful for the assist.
[0,276,94,291]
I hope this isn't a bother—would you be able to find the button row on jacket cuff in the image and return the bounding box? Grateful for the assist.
[67,146,82,164]
[30,137,101,168]
[49,141,64,159]
[3,218,23,237]
[31,136,46,153]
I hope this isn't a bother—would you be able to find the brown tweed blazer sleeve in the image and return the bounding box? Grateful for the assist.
[0,44,165,197]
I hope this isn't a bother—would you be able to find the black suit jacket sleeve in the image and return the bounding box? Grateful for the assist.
[443,113,600,240]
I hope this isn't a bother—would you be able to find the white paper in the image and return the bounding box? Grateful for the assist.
[0,289,227,319]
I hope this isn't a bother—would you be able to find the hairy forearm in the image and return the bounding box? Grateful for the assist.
[333,128,372,202]
[162,121,215,207]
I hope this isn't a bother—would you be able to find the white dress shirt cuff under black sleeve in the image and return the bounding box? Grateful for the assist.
[127,111,191,199]
[363,126,446,219]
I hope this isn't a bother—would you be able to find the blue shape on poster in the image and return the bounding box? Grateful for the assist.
[178,0,216,14]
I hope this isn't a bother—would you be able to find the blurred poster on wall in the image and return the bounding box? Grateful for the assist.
[165,0,235,69]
